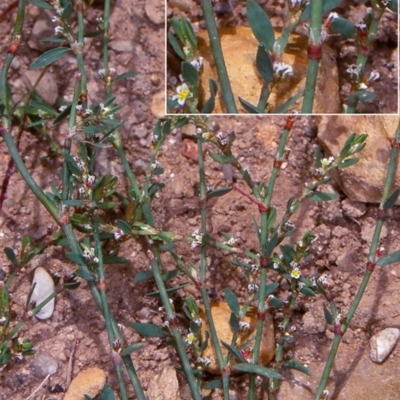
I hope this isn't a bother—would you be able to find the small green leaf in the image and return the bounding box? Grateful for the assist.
[29,0,53,8]
[204,379,223,389]
[265,282,279,296]
[323,305,334,325]
[376,250,400,267]
[329,18,356,39]
[168,32,184,59]
[83,125,106,135]
[283,359,311,376]
[201,79,218,113]
[246,0,275,51]
[225,288,240,315]
[200,330,210,352]
[53,104,71,125]
[300,286,316,296]
[100,384,116,400]
[238,97,261,113]
[274,90,304,114]
[30,47,71,69]
[129,322,169,337]
[338,158,359,168]
[233,363,283,379]
[103,255,129,264]
[113,71,139,81]
[117,220,133,235]
[4,248,18,265]
[207,187,232,200]
[208,152,234,165]
[383,188,400,210]
[229,313,240,333]
[181,62,198,87]
[307,192,339,202]
[221,341,247,363]
[269,296,284,308]
[30,100,58,116]
[66,252,86,266]
[266,233,278,257]
[121,342,145,356]
[255,44,273,84]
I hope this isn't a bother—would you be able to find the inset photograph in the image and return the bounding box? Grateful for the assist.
[166,0,399,114]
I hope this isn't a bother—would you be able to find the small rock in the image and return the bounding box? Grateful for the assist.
[341,198,367,218]
[64,367,106,400]
[199,302,275,374]
[370,328,400,363]
[27,11,55,51]
[168,0,196,13]
[147,366,181,400]
[31,267,55,320]
[31,352,58,378]
[109,40,135,53]
[319,116,400,204]
[24,70,59,105]
[145,0,164,25]
[151,91,166,118]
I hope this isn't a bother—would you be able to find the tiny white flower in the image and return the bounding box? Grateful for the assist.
[367,71,380,83]
[346,64,362,80]
[55,7,64,15]
[172,83,193,106]
[54,26,64,35]
[273,62,293,80]
[291,267,301,279]
[239,321,250,330]
[190,57,203,71]
[59,105,67,112]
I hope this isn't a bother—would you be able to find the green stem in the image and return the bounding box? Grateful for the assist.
[148,246,202,400]
[314,120,400,399]
[103,0,112,96]
[2,131,59,222]
[197,134,230,398]
[2,291,57,344]
[198,0,237,113]
[113,137,141,200]
[301,0,323,113]
[93,220,128,400]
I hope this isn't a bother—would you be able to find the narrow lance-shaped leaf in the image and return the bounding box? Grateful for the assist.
[129,322,169,337]
[221,341,247,362]
[383,188,400,210]
[256,44,273,84]
[30,47,71,69]
[238,97,261,114]
[323,305,334,325]
[376,250,400,267]
[233,363,283,379]
[308,192,339,202]
[246,0,275,50]
[225,288,240,315]
[283,359,311,376]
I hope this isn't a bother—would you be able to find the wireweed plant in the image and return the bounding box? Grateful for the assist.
[1,1,400,400]
[167,0,398,114]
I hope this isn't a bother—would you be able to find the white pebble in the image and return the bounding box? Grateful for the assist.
[370,328,400,363]
[31,267,55,320]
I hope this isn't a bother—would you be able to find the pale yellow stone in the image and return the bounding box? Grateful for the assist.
[64,367,106,400]
[197,26,340,114]
[199,301,275,374]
